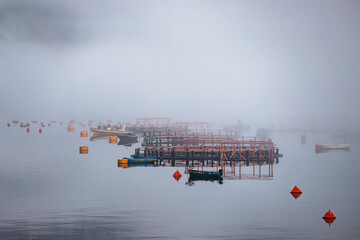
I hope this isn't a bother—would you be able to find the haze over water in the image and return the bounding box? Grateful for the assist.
[0,123,360,239]
[1,0,360,239]
[1,0,360,123]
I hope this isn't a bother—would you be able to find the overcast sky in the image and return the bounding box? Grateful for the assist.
[0,0,359,125]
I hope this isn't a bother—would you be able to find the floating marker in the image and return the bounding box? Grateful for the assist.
[79,146,88,154]
[118,163,129,168]
[323,210,336,226]
[39,128,42,134]
[118,158,128,164]
[68,125,75,132]
[173,170,182,181]
[26,128,30,133]
[7,123,10,127]
[290,185,302,199]
[109,136,117,144]
[80,131,88,138]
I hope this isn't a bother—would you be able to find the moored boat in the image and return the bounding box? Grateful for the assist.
[90,124,132,136]
[315,144,350,154]
[118,162,156,168]
[118,157,156,164]
[189,169,223,181]
[315,144,350,150]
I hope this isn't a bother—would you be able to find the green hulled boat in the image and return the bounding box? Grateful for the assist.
[189,169,223,181]
[118,157,156,164]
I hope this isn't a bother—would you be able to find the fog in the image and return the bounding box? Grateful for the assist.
[1,0,360,125]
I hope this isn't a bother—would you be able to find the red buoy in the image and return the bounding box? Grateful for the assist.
[26,128,30,133]
[173,170,182,181]
[290,185,302,199]
[39,128,42,134]
[7,123,10,127]
[323,210,336,226]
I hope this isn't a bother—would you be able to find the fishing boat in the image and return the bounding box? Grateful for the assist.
[118,157,156,164]
[315,144,350,154]
[315,144,350,150]
[90,124,132,136]
[118,162,156,168]
[189,169,223,181]
[90,133,138,147]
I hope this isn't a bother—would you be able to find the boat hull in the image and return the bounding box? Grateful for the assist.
[315,144,350,150]
[118,157,156,164]
[315,144,350,154]
[118,162,156,168]
[189,170,223,181]
[90,127,132,136]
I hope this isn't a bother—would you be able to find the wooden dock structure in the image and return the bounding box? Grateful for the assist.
[132,137,281,177]
[122,118,282,178]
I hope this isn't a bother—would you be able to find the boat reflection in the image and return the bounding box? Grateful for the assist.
[315,148,351,154]
[185,178,223,186]
[117,135,138,146]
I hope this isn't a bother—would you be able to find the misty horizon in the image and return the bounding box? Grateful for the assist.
[1,0,360,125]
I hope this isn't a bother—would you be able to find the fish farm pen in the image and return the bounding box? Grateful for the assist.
[132,138,281,177]
[141,131,269,147]
[126,118,283,178]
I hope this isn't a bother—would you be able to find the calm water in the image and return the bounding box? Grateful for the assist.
[1,124,360,239]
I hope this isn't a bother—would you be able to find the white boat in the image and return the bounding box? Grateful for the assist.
[315,144,350,150]
[90,124,133,136]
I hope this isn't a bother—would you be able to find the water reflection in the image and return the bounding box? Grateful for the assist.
[0,213,139,240]
[315,148,351,154]
[117,135,138,147]
[3,120,360,239]
[186,178,223,186]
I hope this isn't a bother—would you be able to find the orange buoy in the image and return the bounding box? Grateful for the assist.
[290,185,302,199]
[118,163,129,168]
[68,125,75,132]
[323,210,336,226]
[39,128,42,134]
[26,128,30,133]
[79,146,88,154]
[173,170,182,181]
[109,136,117,144]
[301,135,306,145]
[80,131,88,138]
[118,158,128,164]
